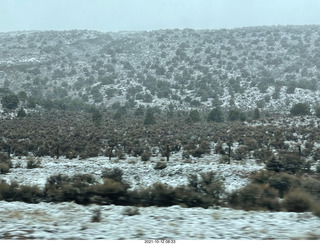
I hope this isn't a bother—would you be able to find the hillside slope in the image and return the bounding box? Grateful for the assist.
[1,25,320,112]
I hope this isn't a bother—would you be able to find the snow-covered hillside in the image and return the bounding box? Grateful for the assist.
[1,25,320,112]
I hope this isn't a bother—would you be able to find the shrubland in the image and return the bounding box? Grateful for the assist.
[0,108,320,217]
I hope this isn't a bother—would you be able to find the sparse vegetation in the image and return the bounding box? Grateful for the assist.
[282,189,314,212]
[26,157,41,169]
[2,26,320,221]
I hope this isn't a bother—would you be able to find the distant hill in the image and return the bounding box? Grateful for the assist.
[1,25,320,113]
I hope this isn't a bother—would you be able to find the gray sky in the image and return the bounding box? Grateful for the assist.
[1,0,320,32]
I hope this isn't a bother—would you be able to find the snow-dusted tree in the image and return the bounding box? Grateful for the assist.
[1,94,19,110]
[207,107,224,123]
[144,109,156,125]
[290,103,310,116]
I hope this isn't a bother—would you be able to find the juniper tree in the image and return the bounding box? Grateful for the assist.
[207,107,224,123]
[290,103,310,116]
[144,109,156,125]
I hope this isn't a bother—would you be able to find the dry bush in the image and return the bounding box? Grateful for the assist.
[154,161,167,170]
[253,148,273,161]
[251,170,275,185]
[0,163,10,174]
[0,153,12,172]
[129,183,179,207]
[0,152,11,163]
[302,178,320,200]
[0,181,43,203]
[45,174,71,190]
[26,157,41,169]
[141,152,151,161]
[88,178,129,205]
[313,148,320,161]
[129,182,210,208]
[234,145,249,160]
[0,181,14,200]
[228,183,280,211]
[282,189,314,212]
[101,167,124,182]
[242,138,259,151]
[122,206,140,216]
[16,185,43,203]
[219,155,230,164]
[192,140,211,158]
[91,208,101,222]
[265,156,284,172]
[44,174,95,203]
[312,204,320,218]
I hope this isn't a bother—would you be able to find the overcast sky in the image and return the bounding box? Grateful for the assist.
[1,0,320,32]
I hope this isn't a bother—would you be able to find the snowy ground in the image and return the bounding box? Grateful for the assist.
[1,202,320,240]
[1,153,320,240]
[2,153,264,193]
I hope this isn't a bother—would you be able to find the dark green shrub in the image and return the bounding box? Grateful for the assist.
[228,109,246,121]
[282,189,314,212]
[290,103,310,116]
[186,110,201,123]
[192,147,205,157]
[1,93,19,110]
[279,151,305,174]
[144,109,156,125]
[266,152,304,174]
[253,108,260,120]
[207,107,224,123]
[315,106,320,118]
[17,108,27,117]
[188,172,225,205]
[268,172,300,198]
[316,163,320,173]
[313,148,320,161]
